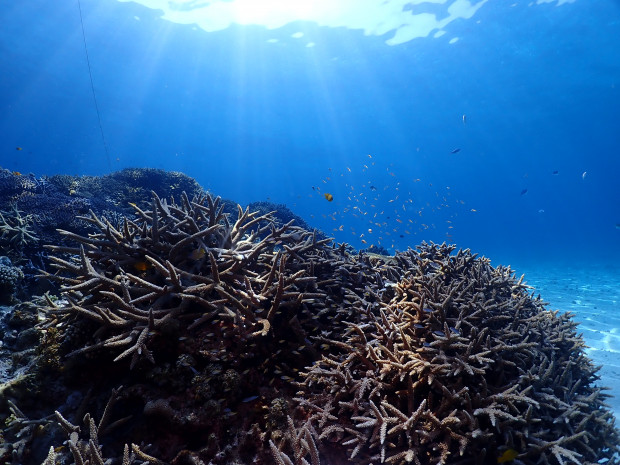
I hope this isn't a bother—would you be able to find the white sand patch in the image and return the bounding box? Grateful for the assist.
[519,263,620,419]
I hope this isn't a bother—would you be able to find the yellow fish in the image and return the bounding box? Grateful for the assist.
[189,247,206,260]
[497,448,518,463]
[323,193,333,202]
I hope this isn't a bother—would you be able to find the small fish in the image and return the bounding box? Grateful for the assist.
[497,448,518,463]
[552,170,559,175]
[451,148,461,154]
[324,193,333,202]
[241,395,259,403]
[538,209,545,213]
[462,114,466,124]
[13,171,21,176]
[133,261,151,271]
[16,147,23,151]
[189,247,206,260]
[520,189,528,196]
[370,185,377,191]
[582,171,587,180]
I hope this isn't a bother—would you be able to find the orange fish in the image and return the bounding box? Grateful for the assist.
[324,193,333,202]
[133,261,151,271]
[13,171,21,176]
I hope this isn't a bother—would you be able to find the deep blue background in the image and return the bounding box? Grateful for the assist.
[1,0,619,268]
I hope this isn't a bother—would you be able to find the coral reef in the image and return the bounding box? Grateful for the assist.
[0,168,231,297]
[0,204,38,257]
[0,168,216,259]
[0,257,23,303]
[296,245,618,464]
[40,191,334,368]
[0,175,617,465]
[48,167,206,207]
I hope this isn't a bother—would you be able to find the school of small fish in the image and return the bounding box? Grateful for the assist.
[307,153,467,251]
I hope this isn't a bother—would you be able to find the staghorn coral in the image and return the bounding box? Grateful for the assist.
[30,190,400,463]
[0,204,38,255]
[0,182,613,465]
[42,387,163,465]
[0,168,214,268]
[295,244,620,465]
[40,190,337,369]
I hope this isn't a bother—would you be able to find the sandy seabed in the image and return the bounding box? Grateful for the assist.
[519,263,620,420]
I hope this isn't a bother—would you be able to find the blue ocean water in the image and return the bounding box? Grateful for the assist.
[1,0,619,268]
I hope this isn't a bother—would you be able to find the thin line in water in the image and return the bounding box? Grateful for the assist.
[77,0,112,170]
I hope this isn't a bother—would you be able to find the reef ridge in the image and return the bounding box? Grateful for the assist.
[0,168,617,465]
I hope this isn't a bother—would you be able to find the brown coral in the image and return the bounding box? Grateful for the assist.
[21,191,620,465]
[41,191,328,367]
[295,245,620,465]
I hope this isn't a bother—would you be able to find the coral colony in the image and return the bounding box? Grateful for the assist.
[0,168,618,464]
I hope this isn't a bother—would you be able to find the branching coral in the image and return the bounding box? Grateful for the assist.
[40,191,345,368]
[24,190,619,465]
[295,245,620,465]
[42,387,163,465]
[0,204,38,254]
[33,190,402,461]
